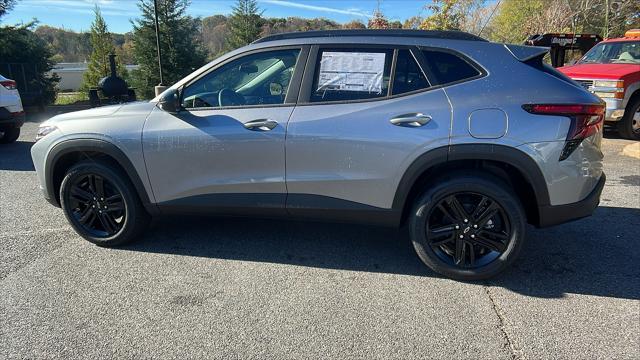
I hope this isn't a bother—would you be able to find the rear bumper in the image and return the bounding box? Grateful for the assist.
[537,173,605,228]
[0,107,25,128]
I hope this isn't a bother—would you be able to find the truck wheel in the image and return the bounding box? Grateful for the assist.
[0,128,20,144]
[617,98,640,140]
[60,160,150,247]
[409,174,526,281]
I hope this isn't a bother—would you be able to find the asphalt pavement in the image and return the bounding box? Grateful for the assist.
[1,120,638,359]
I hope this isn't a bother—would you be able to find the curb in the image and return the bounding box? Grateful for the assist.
[621,142,640,159]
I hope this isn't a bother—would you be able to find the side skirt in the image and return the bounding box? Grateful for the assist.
[157,193,401,227]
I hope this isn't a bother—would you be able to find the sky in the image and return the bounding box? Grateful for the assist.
[2,0,432,33]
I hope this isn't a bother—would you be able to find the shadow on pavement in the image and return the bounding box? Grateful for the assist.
[123,205,640,301]
[0,141,35,171]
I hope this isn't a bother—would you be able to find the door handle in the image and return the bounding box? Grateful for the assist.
[244,119,278,131]
[389,113,432,127]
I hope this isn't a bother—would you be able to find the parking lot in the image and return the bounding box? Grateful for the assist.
[1,119,638,359]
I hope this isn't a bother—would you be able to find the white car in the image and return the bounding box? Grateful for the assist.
[0,74,25,144]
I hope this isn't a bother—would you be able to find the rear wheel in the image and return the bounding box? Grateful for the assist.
[0,128,20,144]
[60,161,150,246]
[617,98,640,140]
[409,174,526,281]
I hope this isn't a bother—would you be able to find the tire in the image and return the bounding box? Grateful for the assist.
[0,127,20,144]
[60,160,150,247]
[409,173,526,281]
[617,98,640,141]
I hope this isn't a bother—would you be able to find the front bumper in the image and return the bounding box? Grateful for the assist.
[602,98,625,122]
[537,173,605,228]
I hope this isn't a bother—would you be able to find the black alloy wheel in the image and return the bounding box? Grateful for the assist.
[426,192,510,268]
[68,173,126,237]
[60,161,150,246]
[409,174,526,281]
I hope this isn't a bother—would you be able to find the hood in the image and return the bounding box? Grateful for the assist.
[43,101,155,125]
[558,63,640,80]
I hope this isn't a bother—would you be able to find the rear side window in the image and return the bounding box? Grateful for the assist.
[310,48,392,103]
[392,49,430,95]
[422,50,481,85]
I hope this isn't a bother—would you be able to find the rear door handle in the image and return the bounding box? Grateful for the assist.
[244,119,278,131]
[389,113,432,127]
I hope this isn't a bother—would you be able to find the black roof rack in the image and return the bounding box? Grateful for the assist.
[253,29,488,44]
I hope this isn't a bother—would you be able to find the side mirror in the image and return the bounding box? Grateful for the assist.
[158,87,182,114]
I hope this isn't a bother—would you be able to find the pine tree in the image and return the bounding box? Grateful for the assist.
[130,0,207,99]
[226,0,263,50]
[80,6,127,91]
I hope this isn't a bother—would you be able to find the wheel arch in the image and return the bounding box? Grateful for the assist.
[392,144,550,227]
[625,88,640,111]
[45,139,155,212]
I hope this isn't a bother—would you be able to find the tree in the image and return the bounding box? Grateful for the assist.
[0,22,59,105]
[81,6,127,91]
[419,0,486,31]
[389,20,403,29]
[0,0,17,18]
[202,15,229,59]
[368,10,390,29]
[130,0,207,98]
[342,20,367,29]
[489,0,572,43]
[226,0,263,49]
[403,16,424,29]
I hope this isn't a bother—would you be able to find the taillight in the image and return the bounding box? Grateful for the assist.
[0,80,17,90]
[522,103,604,161]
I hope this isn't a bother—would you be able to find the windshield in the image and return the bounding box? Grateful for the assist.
[578,41,640,64]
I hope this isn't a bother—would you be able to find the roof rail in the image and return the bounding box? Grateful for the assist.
[252,29,488,44]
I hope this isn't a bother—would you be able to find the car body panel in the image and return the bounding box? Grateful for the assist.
[142,106,292,205]
[286,88,451,209]
[31,101,157,202]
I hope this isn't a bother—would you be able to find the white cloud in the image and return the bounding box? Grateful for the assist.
[17,0,134,16]
[260,0,371,18]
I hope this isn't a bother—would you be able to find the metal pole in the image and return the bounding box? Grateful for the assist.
[604,0,609,39]
[153,0,164,87]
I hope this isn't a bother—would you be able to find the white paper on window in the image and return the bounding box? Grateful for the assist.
[316,52,386,93]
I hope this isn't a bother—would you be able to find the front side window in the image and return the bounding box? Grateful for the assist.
[310,48,393,103]
[182,49,300,109]
[422,49,481,86]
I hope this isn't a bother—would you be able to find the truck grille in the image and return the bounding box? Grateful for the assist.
[574,79,594,90]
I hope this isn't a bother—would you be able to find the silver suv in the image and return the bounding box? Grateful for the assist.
[31,30,606,280]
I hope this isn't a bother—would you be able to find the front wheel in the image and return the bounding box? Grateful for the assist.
[60,161,150,246]
[409,174,526,281]
[617,98,640,140]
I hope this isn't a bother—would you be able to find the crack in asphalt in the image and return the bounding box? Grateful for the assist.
[484,285,523,360]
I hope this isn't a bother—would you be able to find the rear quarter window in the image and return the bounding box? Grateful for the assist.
[421,49,481,86]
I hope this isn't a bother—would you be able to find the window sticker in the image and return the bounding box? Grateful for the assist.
[317,52,386,93]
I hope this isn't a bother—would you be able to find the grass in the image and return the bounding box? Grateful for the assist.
[54,92,89,106]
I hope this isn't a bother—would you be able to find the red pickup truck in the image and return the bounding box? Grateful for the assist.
[558,30,640,140]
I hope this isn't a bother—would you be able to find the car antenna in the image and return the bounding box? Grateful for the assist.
[477,0,501,38]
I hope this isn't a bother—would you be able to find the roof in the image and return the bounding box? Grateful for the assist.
[602,37,640,43]
[253,29,488,44]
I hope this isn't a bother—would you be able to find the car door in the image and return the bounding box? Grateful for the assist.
[143,46,307,215]
[285,45,452,217]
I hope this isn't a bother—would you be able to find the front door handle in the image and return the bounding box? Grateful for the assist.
[244,119,278,131]
[389,113,432,127]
